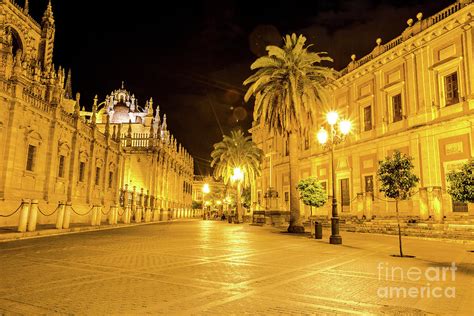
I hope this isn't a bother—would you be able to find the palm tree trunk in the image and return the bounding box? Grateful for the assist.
[396,200,404,257]
[288,132,304,233]
[236,181,242,223]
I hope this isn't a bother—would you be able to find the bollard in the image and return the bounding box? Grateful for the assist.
[90,206,98,226]
[18,199,31,232]
[314,221,323,239]
[123,206,130,224]
[96,206,102,226]
[27,199,38,232]
[63,202,71,229]
[56,201,65,229]
[109,205,117,225]
[135,207,142,223]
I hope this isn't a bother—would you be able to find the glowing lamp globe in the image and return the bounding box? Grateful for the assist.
[339,119,352,135]
[233,167,244,181]
[202,183,210,194]
[317,128,328,145]
[326,111,339,125]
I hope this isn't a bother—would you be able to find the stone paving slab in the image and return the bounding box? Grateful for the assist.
[0,220,473,315]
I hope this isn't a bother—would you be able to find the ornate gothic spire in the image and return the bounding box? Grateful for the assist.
[42,1,54,22]
[64,69,72,99]
[24,0,29,14]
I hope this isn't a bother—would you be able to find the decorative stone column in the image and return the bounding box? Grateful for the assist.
[18,199,30,232]
[56,201,65,229]
[123,186,130,224]
[27,199,38,232]
[144,190,151,223]
[131,186,137,223]
[419,187,429,220]
[63,202,72,229]
[90,206,98,226]
[432,186,444,222]
[356,193,364,220]
[109,205,118,225]
[364,192,373,220]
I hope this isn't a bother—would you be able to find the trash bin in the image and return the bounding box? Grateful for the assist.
[314,221,322,239]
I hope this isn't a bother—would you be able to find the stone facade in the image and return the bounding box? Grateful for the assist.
[251,1,474,222]
[0,0,195,229]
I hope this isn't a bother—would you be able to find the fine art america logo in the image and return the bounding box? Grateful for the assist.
[377,262,457,298]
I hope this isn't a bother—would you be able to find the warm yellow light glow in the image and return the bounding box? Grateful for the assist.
[216,200,222,205]
[326,111,339,125]
[232,167,244,181]
[202,183,210,194]
[339,119,352,135]
[317,127,328,144]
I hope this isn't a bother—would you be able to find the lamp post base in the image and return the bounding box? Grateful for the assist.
[329,235,342,244]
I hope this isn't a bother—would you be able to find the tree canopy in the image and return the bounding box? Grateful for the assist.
[447,159,474,203]
[243,33,338,135]
[377,150,419,200]
[296,177,327,208]
[210,129,263,188]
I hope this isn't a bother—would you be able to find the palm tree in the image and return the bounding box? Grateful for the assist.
[243,33,337,233]
[211,129,263,223]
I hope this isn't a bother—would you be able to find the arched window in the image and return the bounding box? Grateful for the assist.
[6,26,23,56]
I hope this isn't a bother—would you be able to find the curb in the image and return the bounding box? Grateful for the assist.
[0,219,199,243]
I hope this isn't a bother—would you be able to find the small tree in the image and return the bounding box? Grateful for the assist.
[192,200,203,210]
[296,177,327,217]
[377,150,419,257]
[447,159,474,203]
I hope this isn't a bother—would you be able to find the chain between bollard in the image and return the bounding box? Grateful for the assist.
[38,205,59,217]
[0,201,24,217]
[101,208,111,216]
[117,208,125,216]
[71,206,94,216]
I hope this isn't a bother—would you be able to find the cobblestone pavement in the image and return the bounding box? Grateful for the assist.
[0,220,473,315]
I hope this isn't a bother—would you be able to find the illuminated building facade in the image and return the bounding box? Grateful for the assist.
[0,0,195,228]
[251,1,474,221]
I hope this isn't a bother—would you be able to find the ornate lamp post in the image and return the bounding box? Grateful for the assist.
[317,111,351,245]
[202,183,210,219]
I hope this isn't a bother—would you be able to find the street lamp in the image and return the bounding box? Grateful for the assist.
[317,111,352,245]
[202,183,210,219]
[231,167,244,223]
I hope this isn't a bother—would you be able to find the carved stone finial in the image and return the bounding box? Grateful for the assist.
[407,18,414,27]
[416,12,423,21]
[376,38,382,46]
[351,54,356,61]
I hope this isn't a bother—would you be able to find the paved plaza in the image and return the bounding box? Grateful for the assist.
[0,220,473,315]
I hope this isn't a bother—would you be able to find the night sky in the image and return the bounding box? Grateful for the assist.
[26,0,453,175]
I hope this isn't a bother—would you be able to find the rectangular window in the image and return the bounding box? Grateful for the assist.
[364,105,372,131]
[284,191,289,202]
[304,131,310,150]
[340,178,350,206]
[284,138,289,156]
[26,145,36,171]
[321,181,327,194]
[392,94,403,122]
[79,161,85,182]
[108,171,113,188]
[58,155,65,178]
[257,191,262,204]
[95,167,101,185]
[452,200,468,212]
[364,175,374,200]
[445,72,459,106]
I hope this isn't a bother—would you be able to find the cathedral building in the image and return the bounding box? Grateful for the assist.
[0,0,195,230]
[251,0,474,222]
